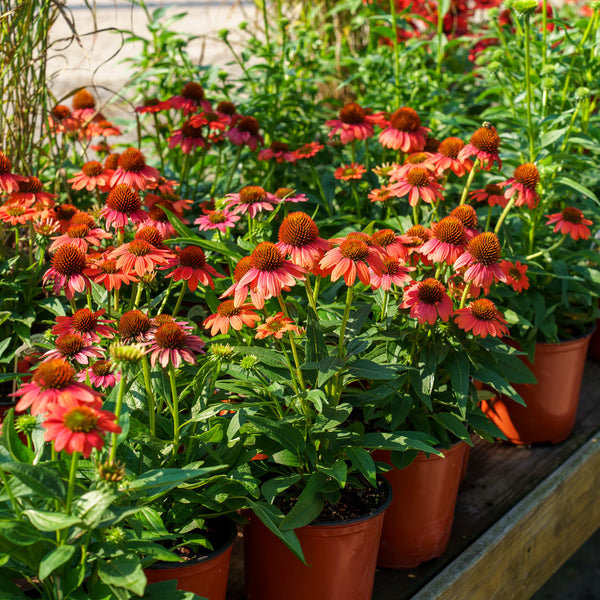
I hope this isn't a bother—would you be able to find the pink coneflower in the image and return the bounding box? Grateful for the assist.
[219,256,256,307]
[146,321,205,368]
[449,204,479,240]
[470,184,507,208]
[458,124,502,171]
[84,254,138,291]
[319,237,384,286]
[203,300,261,336]
[453,232,506,288]
[454,298,509,338]
[135,97,170,114]
[371,229,410,261]
[334,163,366,181]
[370,256,413,291]
[168,119,207,154]
[42,333,104,365]
[0,151,26,192]
[546,207,593,240]
[76,360,120,388]
[255,312,301,339]
[118,310,152,343]
[134,225,166,249]
[225,186,277,218]
[10,176,57,207]
[368,185,396,204]
[400,278,454,325]
[326,102,377,144]
[166,82,211,114]
[500,163,540,209]
[68,160,112,192]
[43,244,91,300]
[500,260,530,292]
[258,141,297,163]
[273,188,308,204]
[420,217,467,265]
[236,242,306,308]
[163,246,223,291]
[110,240,170,277]
[85,119,122,139]
[195,209,241,233]
[404,224,433,262]
[11,359,102,416]
[425,137,473,177]
[388,166,444,207]
[109,147,159,190]
[42,397,120,458]
[0,199,37,226]
[226,115,263,151]
[52,308,116,343]
[293,142,324,160]
[277,211,331,270]
[378,107,430,153]
[101,184,147,229]
[49,222,112,253]
[48,104,80,133]
[388,152,436,180]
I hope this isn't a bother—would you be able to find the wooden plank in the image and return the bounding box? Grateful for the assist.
[412,430,600,600]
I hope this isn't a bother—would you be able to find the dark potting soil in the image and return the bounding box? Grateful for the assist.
[165,517,234,562]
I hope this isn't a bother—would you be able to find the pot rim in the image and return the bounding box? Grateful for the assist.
[536,322,597,347]
[146,516,237,571]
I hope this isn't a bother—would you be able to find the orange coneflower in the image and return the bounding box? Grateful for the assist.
[109,147,159,190]
[145,321,205,368]
[225,185,278,218]
[165,82,211,114]
[458,123,502,171]
[420,217,467,265]
[195,209,241,233]
[110,239,171,277]
[118,310,153,343]
[0,151,26,193]
[369,256,413,291]
[500,163,540,209]
[163,245,224,291]
[168,119,207,154]
[203,300,261,336]
[546,207,593,241]
[469,184,507,208]
[76,360,120,389]
[454,298,509,338]
[425,137,472,177]
[326,102,378,145]
[42,333,104,366]
[258,141,297,163]
[378,107,429,153]
[68,160,112,192]
[277,212,331,270]
[388,166,444,207]
[101,184,147,229]
[84,253,138,291]
[334,163,366,181]
[453,232,506,289]
[400,278,454,325]
[319,237,384,286]
[500,260,530,293]
[43,243,91,300]
[52,308,116,343]
[255,312,301,339]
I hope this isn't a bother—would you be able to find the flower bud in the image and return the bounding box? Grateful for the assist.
[575,86,591,101]
[15,414,37,435]
[487,61,502,74]
[109,342,145,368]
[218,28,229,41]
[540,64,556,76]
[240,355,258,370]
[542,76,557,90]
[512,0,538,19]
[98,459,126,483]
[105,527,126,544]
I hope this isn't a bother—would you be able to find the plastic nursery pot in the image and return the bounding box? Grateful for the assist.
[373,441,469,569]
[144,517,237,600]
[480,330,593,445]
[244,481,392,600]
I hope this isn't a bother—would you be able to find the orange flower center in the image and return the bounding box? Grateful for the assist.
[135,226,163,247]
[179,246,206,269]
[233,256,252,282]
[468,232,501,266]
[33,359,75,389]
[278,212,319,247]
[434,217,466,246]
[274,187,294,200]
[72,89,95,110]
[470,125,500,154]
[128,239,152,257]
[149,204,168,222]
[104,153,120,170]
[239,185,267,204]
[71,212,95,228]
[416,278,445,304]
[561,206,584,224]
[509,266,523,280]
[154,323,186,349]
[67,224,90,238]
[217,101,236,115]
[339,239,369,261]
[405,224,431,246]
[118,148,146,173]
[406,167,430,187]
[119,310,151,338]
[55,334,86,357]
[382,257,400,275]
[91,360,112,376]
[0,152,12,174]
[237,116,260,136]
[469,298,497,321]
[18,177,43,194]
[484,184,503,196]
[82,161,104,177]
[250,242,284,271]
[52,105,71,119]
[100,259,118,274]
[339,102,367,125]
[106,184,141,214]
[513,163,539,189]
[217,300,241,317]
[54,204,78,221]
[450,205,478,229]
[181,82,205,101]
[423,137,441,152]
[208,211,227,224]
[372,229,396,248]
[6,206,25,217]
[389,107,421,132]
[406,152,428,165]
[51,244,86,276]
[152,314,175,327]
[63,405,98,433]
[72,308,98,332]
[438,137,465,159]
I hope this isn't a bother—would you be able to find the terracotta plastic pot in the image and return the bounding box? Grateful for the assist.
[144,517,237,600]
[373,441,469,569]
[244,482,392,600]
[480,331,593,445]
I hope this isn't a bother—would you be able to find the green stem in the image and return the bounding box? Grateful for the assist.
[524,18,536,162]
[168,363,180,459]
[211,145,224,196]
[526,234,567,261]
[338,285,354,358]
[389,0,400,104]
[141,356,156,437]
[65,452,79,515]
[459,282,473,309]
[108,369,128,464]
[435,0,445,79]
[172,281,187,317]
[0,464,20,517]
[158,277,175,314]
[459,158,479,205]
[277,295,305,391]
[224,145,243,192]
[304,278,319,315]
[493,196,516,235]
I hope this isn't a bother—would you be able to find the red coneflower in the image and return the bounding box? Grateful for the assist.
[276,211,331,270]
[76,359,120,389]
[195,209,241,233]
[52,308,116,343]
[500,163,540,209]
[163,245,223,291]
[219,255,255,307]
[11,358,101,415]
[454,298,509,338]
[10,176,57,207]
[371,229,410,261]
[326,102,377,145]
[166,82,211,114]
[368,185,396,203]
[109,147,159,190]
[273,188,308,204]
[203,300,261,336]
[135,97,170,114]
[334,163,367,181]
[546,207,593,240]
[146,321,205,368]
[84,253,138,291]
[101,184,147,229]
[420,217,467,265]
[84,119,122,139]
[110,239,171,277]
[293,142,323,160]
[0,151,26,193]
[226,115,263,151]
[118,310,152,343]
[453,232,506,288]
[48,104,79,133]
[500,260,530,292]
[189,109,229,133]
[425,137,472,177]
[400,278,454,325]
[404,224,433,260]
[469,183,507,208]
[378,107,429,153]
[68,160,112,191]
[458,123,502,171]
[168,119,207,154]
[42,333,104,365]
[42,397,120,458]
[255,312,301,339]
[319,237,384,286]
[49,221,112,253]
[43,243,91,300]
[388,166,444,207]
[369,255,413,291]
[449,204,479,239]
[258,141,297,163]
[225,185,278,218]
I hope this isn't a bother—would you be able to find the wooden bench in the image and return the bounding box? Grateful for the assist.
[228,359,600,600]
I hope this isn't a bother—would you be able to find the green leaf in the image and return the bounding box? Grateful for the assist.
[389,449,419,470]
[362,431,441,455]
[261,474,302,505]
[23,510,81,532]
[39,545,76,580]
[345,446,377,486]
[445,351,470,416]
[73,490,117,528]
[347,359,404,380]
[432,412,471,442]
[0,518,48,546]
[305,308,329,364]
[97,554,146,596]
[471,366,525,404]
[0,409,34,463]
[556,176,598,202]
[280,472,327,531]
[2,462,66,501]
[316,460,347,487]
[124,468,218,496]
